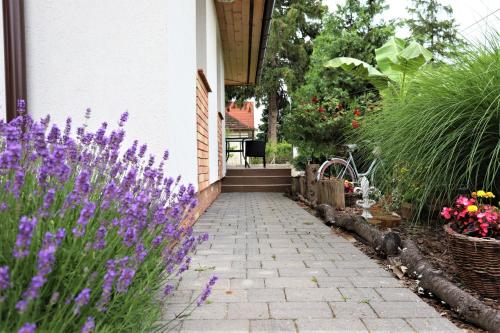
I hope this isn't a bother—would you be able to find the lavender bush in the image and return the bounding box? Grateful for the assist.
[0,101,215,332]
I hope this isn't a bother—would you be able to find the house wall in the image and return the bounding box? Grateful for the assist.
[23,0,199,189]
[0,8,6,116]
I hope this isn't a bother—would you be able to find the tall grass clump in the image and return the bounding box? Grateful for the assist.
[0,102,215,332]
[361,41,499,219]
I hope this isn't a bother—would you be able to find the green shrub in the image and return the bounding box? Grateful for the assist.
[361,42,499,218]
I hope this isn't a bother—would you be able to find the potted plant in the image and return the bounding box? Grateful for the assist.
[441,191,499,298]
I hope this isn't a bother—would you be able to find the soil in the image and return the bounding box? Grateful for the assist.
[294,199,499,333]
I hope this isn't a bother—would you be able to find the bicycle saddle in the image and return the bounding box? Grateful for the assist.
[344,144,358,151]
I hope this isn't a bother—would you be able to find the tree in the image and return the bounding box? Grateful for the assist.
[406,0,462,58]
[283,0,396,159]
[226,0,326,144]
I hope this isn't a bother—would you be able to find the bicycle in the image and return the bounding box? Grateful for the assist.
[316,144,381,186]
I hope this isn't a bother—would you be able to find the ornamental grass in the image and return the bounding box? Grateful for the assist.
[361,41,499,219]
[0,103,214,332]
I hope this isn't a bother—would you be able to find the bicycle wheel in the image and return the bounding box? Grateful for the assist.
[317,158,356,183]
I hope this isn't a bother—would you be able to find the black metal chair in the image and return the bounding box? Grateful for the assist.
[244,140,266,168]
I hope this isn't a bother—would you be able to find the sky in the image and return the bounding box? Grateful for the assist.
[254,0,499,128]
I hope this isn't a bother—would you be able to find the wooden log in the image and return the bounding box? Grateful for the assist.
[298,175,305,197]
[305,164,319,204]
[317,204,400,255]
[318,179,345,209]
[291,176,300,197]
[400,240,500,333]
[316,203,500,333]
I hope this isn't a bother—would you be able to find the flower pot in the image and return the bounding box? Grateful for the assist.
[400,202,414,220]
[444,224,500,299]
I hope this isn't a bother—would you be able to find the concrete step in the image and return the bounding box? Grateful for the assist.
[223,175,291,186]
[221,184,291,193]
[226,168,291,177]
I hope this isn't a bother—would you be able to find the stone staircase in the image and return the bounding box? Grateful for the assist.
[222,168,292,192]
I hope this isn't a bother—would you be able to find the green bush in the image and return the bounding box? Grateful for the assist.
[361,42,499,217]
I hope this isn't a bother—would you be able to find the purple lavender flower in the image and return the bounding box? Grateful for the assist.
[81,316,95,333]
[74,288,91,315]
[197,276,218,306]
[97,260,116,312]
[138,144,147,158]
[63,117,72,142]
[0,266,10,291]
[93,226,107,250]
[119,112,129,127]
[18,322,36,333]
[134,243,147,263]
[163,149,169,161]
[47,124,61,144]
[163,284,174,296]
[116,267,136,293]
[15,300,28,313]
[42,188,56,211]
[72,201,96,237]
[13,216,38,259]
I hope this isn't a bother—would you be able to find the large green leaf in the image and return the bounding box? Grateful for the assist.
[324,57,388,89]
[391,41,433,76]
[375,37,405,80]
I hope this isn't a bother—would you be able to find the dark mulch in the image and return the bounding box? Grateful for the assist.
[294,198,498,333]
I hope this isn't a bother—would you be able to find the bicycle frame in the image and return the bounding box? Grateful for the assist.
[317,150,378,184]
[346,150,378,180]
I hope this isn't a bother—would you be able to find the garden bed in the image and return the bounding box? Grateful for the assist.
[295,200,498,332]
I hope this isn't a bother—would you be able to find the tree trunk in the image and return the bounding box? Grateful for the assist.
[267,92,278,144]
[317,204,400,255]
[315,204,500,333]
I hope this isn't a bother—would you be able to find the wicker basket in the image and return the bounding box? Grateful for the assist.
[444,224,500,299]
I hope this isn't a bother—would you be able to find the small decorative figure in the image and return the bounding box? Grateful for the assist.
[355,176,376,219]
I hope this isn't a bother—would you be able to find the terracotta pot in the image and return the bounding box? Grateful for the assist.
[400,202,414,220]
[444,224,500,299]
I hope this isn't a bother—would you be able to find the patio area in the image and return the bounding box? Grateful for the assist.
[164,193,460,332]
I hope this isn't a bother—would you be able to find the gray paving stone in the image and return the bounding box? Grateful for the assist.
[315,277,354,288]
[370,301,442,318]
[349,276,403,288]
[250,319,296,333]
[177,277,230,291]
[228,302,269,319]
[278,267,327,277]
[285,288,343,302]
[262,260,306,269]
[230,278,265,289]
[207,289,248,303]
[375,287,421,302]
[296,318,368,332]
[337,287,383,302]
[265,277,318,288]
[247,288,286,302]
[180,319,249,332]
[324,268,359,277]
[329,302,378,318]
[188,303,227,320]
[362,318,415,332]
[406,318,462,332]
[247,268,278,278]
[269,302,333,319]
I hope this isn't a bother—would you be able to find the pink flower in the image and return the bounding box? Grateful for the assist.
[441,207,452,219]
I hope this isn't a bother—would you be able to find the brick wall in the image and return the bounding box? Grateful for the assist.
[196,71,210,191]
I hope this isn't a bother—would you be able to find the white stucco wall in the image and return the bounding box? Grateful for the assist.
[0,8,6,116]
[205,0,221,184]
[24,0,199,188]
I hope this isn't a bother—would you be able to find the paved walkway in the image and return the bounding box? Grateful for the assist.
[165,193,460,332]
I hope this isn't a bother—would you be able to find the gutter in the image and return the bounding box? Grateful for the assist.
[255,0,275,84]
